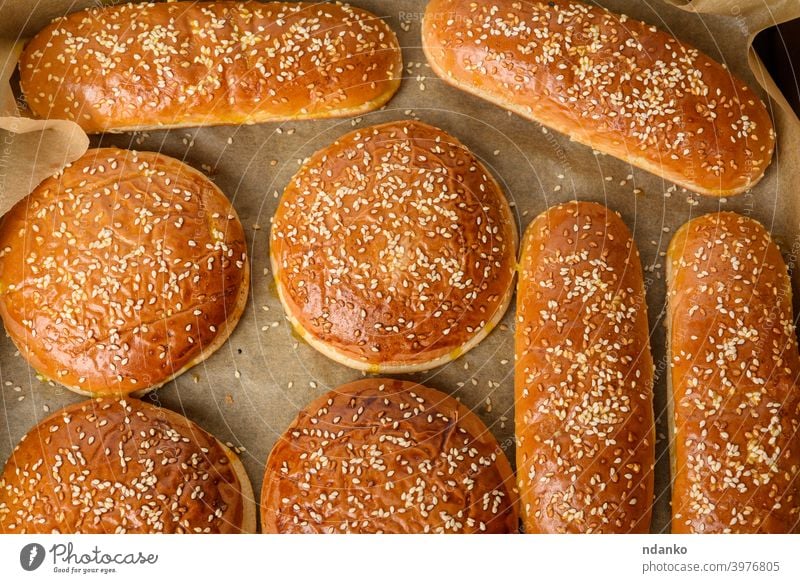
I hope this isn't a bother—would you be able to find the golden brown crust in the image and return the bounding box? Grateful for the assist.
[667,212,800,533]
[0,148,249,396]
[20,1,402,133]
[270,120,517,372]
[261,378,519,533]
[0,398,255,533]
[515,201,654,533]
[422,0,774,197]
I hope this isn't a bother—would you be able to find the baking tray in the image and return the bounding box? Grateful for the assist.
[1,0,799,533]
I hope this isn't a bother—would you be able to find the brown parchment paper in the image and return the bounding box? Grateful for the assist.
[0,0,798,534]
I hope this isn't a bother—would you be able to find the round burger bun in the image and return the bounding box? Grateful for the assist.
[0,398,256,534]
[261,378,519,533]
[270,120,517,373]
[0,148,249,397]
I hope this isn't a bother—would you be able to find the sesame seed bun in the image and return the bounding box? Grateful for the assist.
[515,201,655,533]
[19,2,402,133]
[423,0,775,197]
[261,378,519,533]
[270,120,517,372]
[666,212,800,533]
[0,148,249,397]
[0,398,256,533]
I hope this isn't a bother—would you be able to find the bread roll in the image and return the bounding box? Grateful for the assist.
[20,1,402,133]
[261,378,519,533]
[270,120,517,373]
[0,148,248,397]
[515,201,654,533]
[0,398,256,533]
[422,0,774,197]
[667,212,800,533]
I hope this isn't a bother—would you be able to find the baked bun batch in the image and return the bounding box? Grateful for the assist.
[1,0,797,534]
